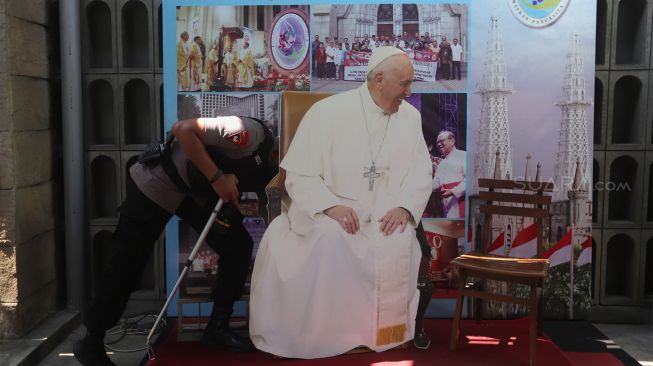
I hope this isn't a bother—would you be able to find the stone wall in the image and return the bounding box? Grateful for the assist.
[0,0,62,338]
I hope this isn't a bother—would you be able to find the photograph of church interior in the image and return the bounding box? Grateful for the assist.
[0,0,651,366]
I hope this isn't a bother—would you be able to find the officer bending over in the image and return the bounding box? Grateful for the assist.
[74,116,275,366]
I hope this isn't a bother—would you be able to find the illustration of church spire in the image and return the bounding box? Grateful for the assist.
[572,158,586,191]
[568,158,591,236]
[474,16,513,194]
[554,33,592,201]
[493,149,501,179]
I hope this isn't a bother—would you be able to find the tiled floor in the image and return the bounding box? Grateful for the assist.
[594,323,653,366]
[39,326,148,366]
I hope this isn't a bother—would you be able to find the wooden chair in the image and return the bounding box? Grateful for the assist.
[265,91,434,350]
[449,178,553,366]
[265,91,333,223]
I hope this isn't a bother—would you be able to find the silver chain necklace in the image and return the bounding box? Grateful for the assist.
[359,88,391,191]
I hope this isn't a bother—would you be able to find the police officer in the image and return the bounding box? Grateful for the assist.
[74,116,275,366]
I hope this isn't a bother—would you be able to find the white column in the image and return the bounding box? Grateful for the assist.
[393,3,401,37]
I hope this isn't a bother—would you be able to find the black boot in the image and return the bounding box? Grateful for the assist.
[73,333,116,366]
[202,306,255,352]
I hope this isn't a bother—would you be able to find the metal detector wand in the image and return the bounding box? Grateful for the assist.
[146,198,225,359]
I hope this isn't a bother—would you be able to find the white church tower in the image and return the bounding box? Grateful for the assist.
[473,16,513,194]
[554,33,592,201]
[568,159,592,242]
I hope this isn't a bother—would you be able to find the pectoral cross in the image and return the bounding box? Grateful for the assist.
[364,164,381,191]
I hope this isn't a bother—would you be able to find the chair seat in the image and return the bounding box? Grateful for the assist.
[450,252,550,278]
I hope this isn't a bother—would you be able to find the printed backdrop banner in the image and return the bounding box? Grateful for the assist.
[343,51,437,81]
[343,51,370,81]
[412,60,436,82]
[468,0,595,320]
[163,0,595,320]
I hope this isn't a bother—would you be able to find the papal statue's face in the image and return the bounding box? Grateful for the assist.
[379,55,413,114]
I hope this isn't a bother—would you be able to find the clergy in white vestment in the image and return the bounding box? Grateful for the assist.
[432,130,466,218]
[249,47,432,358]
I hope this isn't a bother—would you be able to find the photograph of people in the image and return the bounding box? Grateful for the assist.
[421,220,466,289]
[310,4,467,92]
[406,93,467,219]
[177,6,310,92]
[431,130,466,219]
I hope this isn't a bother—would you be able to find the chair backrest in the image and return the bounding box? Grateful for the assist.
[478,178,553,258]
[280,91,333,160]
[264,91,333,223]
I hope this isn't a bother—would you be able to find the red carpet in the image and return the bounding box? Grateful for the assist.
[145,318,590,366]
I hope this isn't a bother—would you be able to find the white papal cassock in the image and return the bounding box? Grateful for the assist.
[249,85,432,359]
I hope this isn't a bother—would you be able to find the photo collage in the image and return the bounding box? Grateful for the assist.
[175,3,470,297]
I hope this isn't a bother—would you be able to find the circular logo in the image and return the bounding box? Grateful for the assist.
[268,9,310,73]
[508,0,570,28]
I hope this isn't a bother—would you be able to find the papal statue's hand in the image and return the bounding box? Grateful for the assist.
[324,205,360,234]
[378,207,411,236]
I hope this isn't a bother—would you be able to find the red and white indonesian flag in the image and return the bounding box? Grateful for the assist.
[486,231,505,256]
[576,237,592,267]
[544,229,572,267]
[508,223,538,258]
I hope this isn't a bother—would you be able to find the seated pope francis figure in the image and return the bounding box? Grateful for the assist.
[249,47,433,358]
